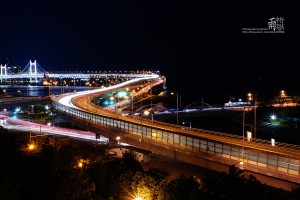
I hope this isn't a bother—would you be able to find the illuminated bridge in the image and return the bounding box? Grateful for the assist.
[0,60,161,84]
[50,74,300,191]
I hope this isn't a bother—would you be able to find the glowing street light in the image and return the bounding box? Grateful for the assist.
[116,136,120,144]
[143,110,153,122]
[280,90,286,98]
[110,96,117,112]
[77,159,89,169]
[270,113,277,121]
[78,160,84,168]
[28,143,35,151]
[247,92,257,138]
[133,196,143,200]
[247,92,253,101]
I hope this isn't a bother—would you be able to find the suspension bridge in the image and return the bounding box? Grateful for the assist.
[0,60,163,86]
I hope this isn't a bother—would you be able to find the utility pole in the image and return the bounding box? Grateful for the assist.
[176,92,179,125]
[241,107,245,165]
[254,93,257,138]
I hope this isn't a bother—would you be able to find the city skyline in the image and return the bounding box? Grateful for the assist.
[0,1,298,104]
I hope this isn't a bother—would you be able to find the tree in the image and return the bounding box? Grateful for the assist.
[157,175,202,200]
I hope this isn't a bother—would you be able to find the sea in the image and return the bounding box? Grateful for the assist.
[0,85,91,97]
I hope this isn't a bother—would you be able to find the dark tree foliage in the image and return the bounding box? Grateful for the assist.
[0,128,24,199]
[202,165,290,200]
[1,130,299,200]
[98,150,144,199]
[145,167,170,183]
[157,175,203,200]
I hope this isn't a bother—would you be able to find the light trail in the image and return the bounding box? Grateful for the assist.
[0,114,109,143]
[58,75,160,110]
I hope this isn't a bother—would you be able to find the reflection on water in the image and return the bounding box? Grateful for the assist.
[0,85,92,97]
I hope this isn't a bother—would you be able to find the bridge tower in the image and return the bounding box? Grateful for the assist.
[29,60,37,83]
[0,64,7,82]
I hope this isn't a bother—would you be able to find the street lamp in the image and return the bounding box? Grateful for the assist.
[17,90,21,96]
[110,96,117,112]
[245,123,252,142]
[247,93,253,101]
[116,136,120,144]
[171,92,179,125]
[130,90,136,114]
[253,93,257,138]
[138,115,144,142]
[28,143,35,151]
[182,121,191,130]
[143,110,153,122]
[247,92,257,138]
[240,107,245,165]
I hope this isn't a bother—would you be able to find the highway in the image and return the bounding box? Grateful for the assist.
[0,114,108,143]
[50,74,300,190]
[2,72,297,189]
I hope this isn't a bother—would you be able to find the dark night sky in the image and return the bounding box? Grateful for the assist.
[0,1,299,105]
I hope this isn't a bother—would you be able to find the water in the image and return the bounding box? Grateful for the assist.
[0,85,92,97]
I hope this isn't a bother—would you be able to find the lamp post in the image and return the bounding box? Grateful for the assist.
[240,107,245,165]
[171,92,179,125]
[248,92,257,138]
[116,136,120,145]
[253,93,257,138]
[131,90,135,114]
[139,115,144,142]
[177,92,179,125]
[143,110,153,122]
[110,96,117,112]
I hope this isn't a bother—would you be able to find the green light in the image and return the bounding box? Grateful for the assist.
[118,91,127,97]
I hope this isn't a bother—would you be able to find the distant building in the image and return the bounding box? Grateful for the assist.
[272,90,299,107]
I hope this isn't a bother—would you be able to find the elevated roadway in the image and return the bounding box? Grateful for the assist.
[51,74,300,191]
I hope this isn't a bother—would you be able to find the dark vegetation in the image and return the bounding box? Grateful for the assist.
[1,128,300,200]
